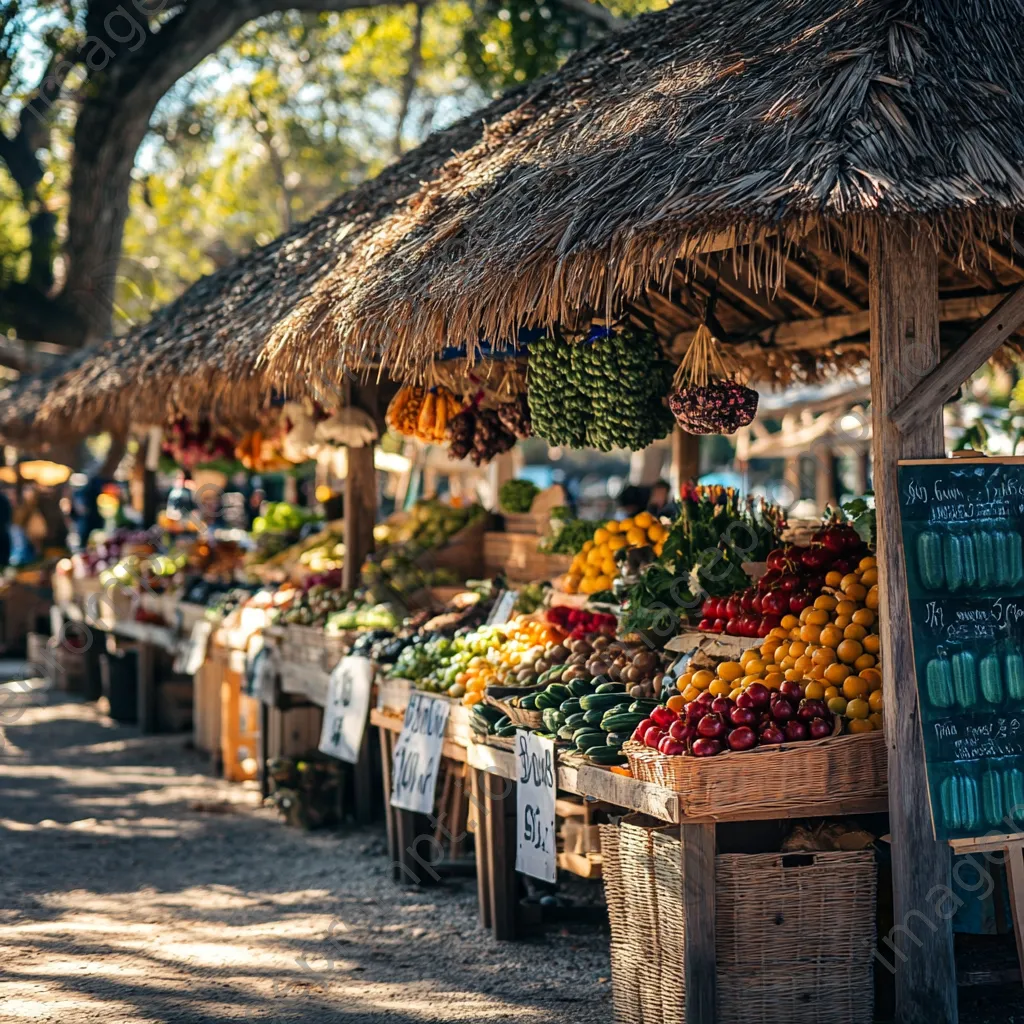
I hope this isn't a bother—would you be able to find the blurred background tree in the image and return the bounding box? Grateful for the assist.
[0,0,659,357]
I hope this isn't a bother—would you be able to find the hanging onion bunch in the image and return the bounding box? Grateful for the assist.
[668,324,758,435]
[445,401,518,465]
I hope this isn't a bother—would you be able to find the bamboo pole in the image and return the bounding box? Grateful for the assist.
[869,226,956,1024]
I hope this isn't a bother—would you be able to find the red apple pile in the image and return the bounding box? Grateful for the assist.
[696,523,866,636]
[631,680,835,757]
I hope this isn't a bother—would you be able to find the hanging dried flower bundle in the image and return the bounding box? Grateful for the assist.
[668,323,759,435]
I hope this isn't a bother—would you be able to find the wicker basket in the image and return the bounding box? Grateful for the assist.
[602,825,878,1024]
[622,730,886,817]
[484,693,544,729]
[598,823,643,1024]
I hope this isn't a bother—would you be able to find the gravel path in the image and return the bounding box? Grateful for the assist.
[0,688,612,1023]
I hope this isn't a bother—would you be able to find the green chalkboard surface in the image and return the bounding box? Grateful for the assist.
[899,457,1024,841]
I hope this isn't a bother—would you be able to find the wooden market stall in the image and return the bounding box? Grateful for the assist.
[254,3,1024,1021]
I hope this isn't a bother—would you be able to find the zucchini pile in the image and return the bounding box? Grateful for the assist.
[470,703,518,739]
[520,676,659,766]
[940,768,1024,832]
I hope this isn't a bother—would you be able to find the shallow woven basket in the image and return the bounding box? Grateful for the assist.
[484,693,544,729]
[622,730,886,818]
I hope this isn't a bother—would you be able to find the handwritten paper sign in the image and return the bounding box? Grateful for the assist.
[390,693,450,813]
[899,457,1024,840]
[174,620,212,676]
[318,656,374,763]
[515,729,557,882]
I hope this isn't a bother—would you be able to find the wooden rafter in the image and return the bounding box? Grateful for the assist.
[782,254,862,313]
[891,284,1024,434]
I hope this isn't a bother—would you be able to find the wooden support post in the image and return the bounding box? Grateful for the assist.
[470,767,492,929]
[870,226,957,1024]
[671,426,700,491]
[342,443,377,593]
[783,454,802,506]
[136,640,157,734]
[854,449,872,496]
[681,822,716,1024]
[258,702,270,800]
[378,726,399,870]
[353,729,375,824]
[485,770,517,940]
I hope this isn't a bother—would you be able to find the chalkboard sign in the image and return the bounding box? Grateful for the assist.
[899,457,1024,840]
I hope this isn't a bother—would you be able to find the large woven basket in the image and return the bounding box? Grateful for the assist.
[622,730,886,817]
[601,825,878,1024]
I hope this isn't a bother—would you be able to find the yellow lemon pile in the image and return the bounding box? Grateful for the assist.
[677,556,883,733]
[564,512,669,595]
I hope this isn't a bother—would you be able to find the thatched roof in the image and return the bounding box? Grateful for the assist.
[267,0,1024,384]
[28,87,533,435]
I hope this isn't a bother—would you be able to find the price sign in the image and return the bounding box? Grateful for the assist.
[487,590,519,626]
[319,656,374,764]
[515,729,557,882]
[390,693,451,812]
[174,620,212,676]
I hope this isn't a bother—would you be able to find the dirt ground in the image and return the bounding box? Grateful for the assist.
[0,686,612,1023]
[7,684,1024,1023]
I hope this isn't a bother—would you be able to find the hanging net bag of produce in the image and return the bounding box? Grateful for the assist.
[668,323,759,435]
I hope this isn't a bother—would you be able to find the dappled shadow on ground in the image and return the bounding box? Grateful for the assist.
[1,693,611,1023]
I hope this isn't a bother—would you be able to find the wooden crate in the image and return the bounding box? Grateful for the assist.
[193,646,224,756]
[220,660,260,782]
[502,512,548,535]
[484,531,572,582]
[266,704,324,759]
[421,517,486,579]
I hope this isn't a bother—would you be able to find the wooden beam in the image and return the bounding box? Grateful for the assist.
[980,239,1024,282]
[783,254,862,313]
[891,284,1024,434]
[870,227,956,1024]
[681,823,716,1024]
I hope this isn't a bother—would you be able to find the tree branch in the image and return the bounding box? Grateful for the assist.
[393,2,425,157]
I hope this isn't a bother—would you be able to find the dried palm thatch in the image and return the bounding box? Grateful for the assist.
[267,0,1024,385]
[25,89,533,437]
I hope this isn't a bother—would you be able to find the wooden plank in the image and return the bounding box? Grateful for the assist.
[378,726,399,870]
[1005,843,1024,989]
[783,253,862,312]
[891,283,1024,434]
[556,851,602,879]
[681,822,716,1024]
[353,728,375,825]
[870,226,956,1024]
[574,765,680,823]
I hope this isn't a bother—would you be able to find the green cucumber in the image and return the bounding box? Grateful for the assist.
[573,726,602,744]
[495,724,518,738]
[1006,769,1024,825]
[943,532,964,592]
[559,698,582,717]
[980,653,1004,705]
[1007,649,1024,702]
[568,678,596,698]
[519,692,539,710]
[541,709,563,733]
[595,682,626,694]
[575,731,609,752]
[960,531,978,589]
[926,654,955,709]
[917,530,945,590]
[583,708,607,727]
[564,712,588,730]
[579,692,634,712]
[983,770,1005,827]
[600,712,647,734]
[585,745,628,765]
[952,650,978,709]
[974,530,997,590]
[544,683,571,703]
[628,699,660,715]
[533,691,557,710]
[605,731,630,749]
[557,725,577,741]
